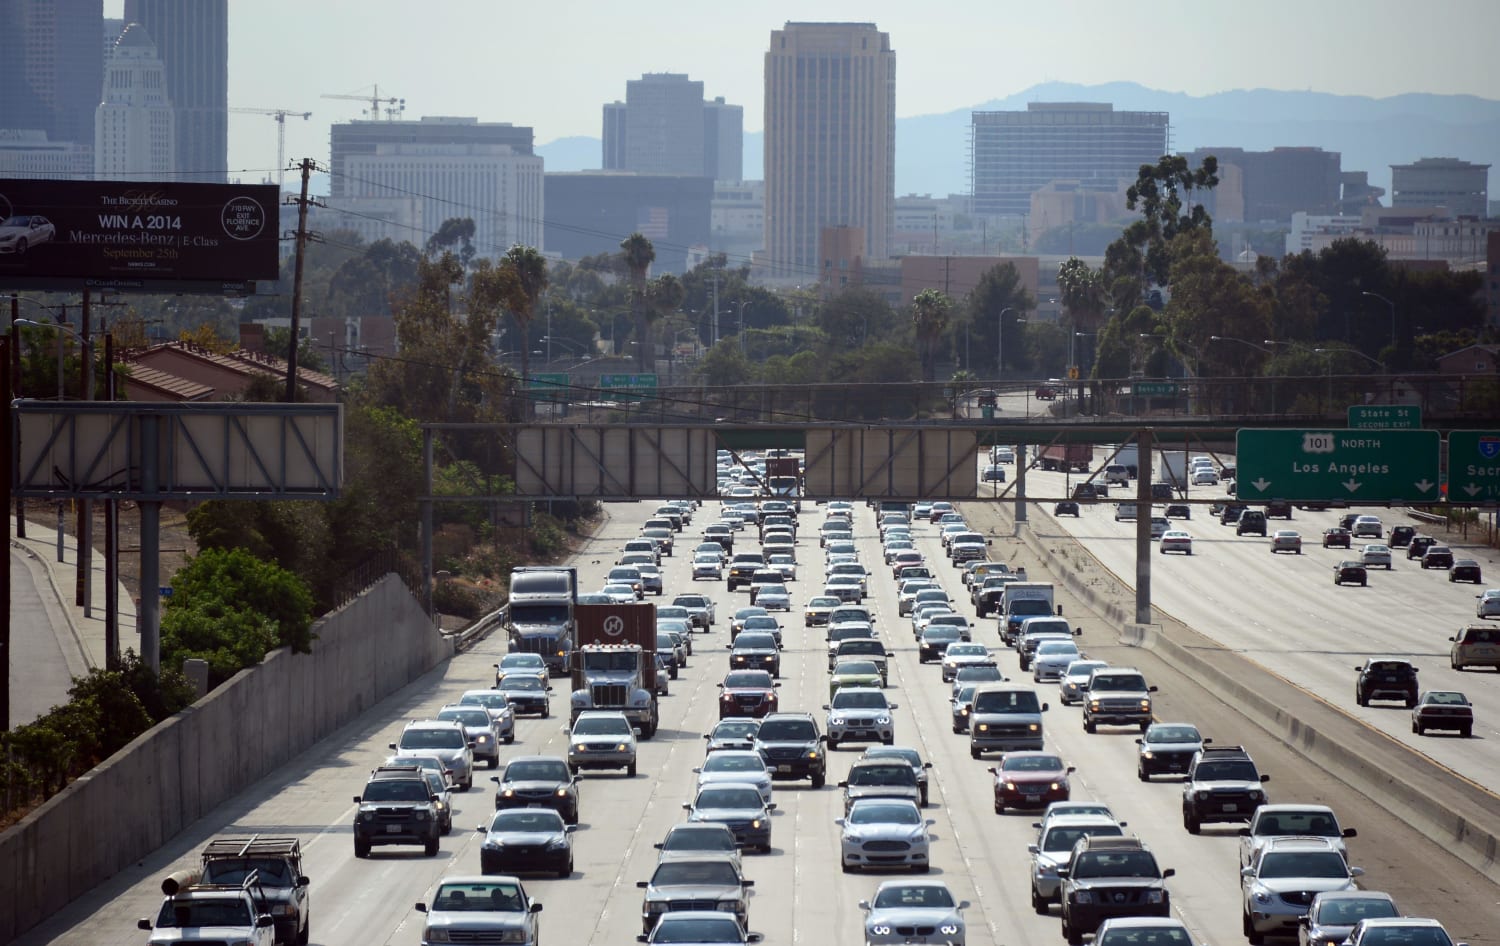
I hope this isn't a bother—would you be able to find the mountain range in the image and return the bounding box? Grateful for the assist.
[538,80,1500,203]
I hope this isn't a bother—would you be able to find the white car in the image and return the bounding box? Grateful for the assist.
[0,214,55,254]
[767,554,797,582]
[1351,515,1383,538]
[416,877,540,946]
[1361,544,1393,569]
[1159,531,1193,555]
[1094,917,1203,946]
[692,750,774,805]
[1191,467,1219,485]
[837,798,933,873]
[566,710,638,776]
[1479,589,1500,619]
[1114,503,1137,522]
[754,583,792,611]
[693,554,724,580]
[1031,640,1084,682]
[860,880,969,946]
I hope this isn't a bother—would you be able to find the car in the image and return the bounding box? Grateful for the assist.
[653,822,742,871]
[1135,722,1206,780]
[437,704,505,770]
[566,710,638,776]
[753,583,792,612]
[1032,640,1084,683]
[859,745,933,807]
[703,717,761,753]
[0,214,55,254]
[838,798,934,873]
[950,682,981,734]
[1333,561,1368,586]
[838,758,923,814]
[458,690,520,742]
[1221,503,1247,525]
[1298,891,1401,946]
[803,595,840,627]
[1073,482,1107,500]
[1180,745,1269,833]
[492,756,580,824]
[657,632,686,676]
[353,768,444,857]
[415,877,541,946]
[824,687,899,748]
[918,625,965,663]
[860,880,970,946]
[694,750,774,805]
[637,563,665,595]
[1322,527,1352,549]
[830,658,885,698]
[1094,918,1201,946]
[1164,504,1191,520]
[380,751,456,792]
[753,713,827,787]
[1191,467,1219,485]
[1237,510,1268,536]
[1027,814,1127,914]
[1241,836,1363,943]
[1058,659,1108,705]
[982,464,1008,483]
[637,911,761,945]
[1345,918,1468,946]
[1355,658,1419,707]
[833,637,889,684]
[1451,559,1482,582]
[636,855,753,936]
[1082,667,1157,733]
[941,642,993,682]
[1036,384,1058,400]
[1057,836,1173,944]
[1271,530,1303,554]
[600,582,639,604]
[1114,503,1137,522]
[673,594,717,629]
[494,652,549,687]
[767,553,797,582]
[1451,624,1500,669]
[1148,517,1170,539]
[1237,804,1356,870]
[693,554,725,581]
[717,670,781,718]
[1159,531,1193,555]
[1351,515,1383,538]
[390,719,475,791]
[1361,543,1392,569]
[475,808,575,877]
[1407,535,1438,560]
[740,614,784,646]
[728,632,781,677]
[494,674,552,717]
[1387,524,1417,547]
[683,783,776,853]
[1411,690,1474,737]
[988,751,1073,812]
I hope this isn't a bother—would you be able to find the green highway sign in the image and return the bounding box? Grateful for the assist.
[1131,381,1179,397]
[598,372,658,402]
[1448,431,1500,503]
[527,372,569,402]
[1235,428,1441,503]
[1347,404,1421,429]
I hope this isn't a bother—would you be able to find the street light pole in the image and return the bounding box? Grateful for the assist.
[996,306,1015,383]
[1360,291,1396,373]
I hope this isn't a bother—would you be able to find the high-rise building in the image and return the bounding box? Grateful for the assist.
[1183,147,1342,223]
[0,0,104,150]
[94,22,175,180]
[764,21,896,278]
[600,75,743,181]
[971,103,1169,217]
[329,116,534,198]
[544,172,712,274]
[1391,157,1490,217]
[0,129,92,179]
[339,117,543,257]
[123,0,228,182]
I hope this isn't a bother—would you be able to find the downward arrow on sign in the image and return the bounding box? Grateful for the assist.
[1342,478,1362,492]
[1414,479,1435,493]
[1465,484,1482,497]
[1252,478,1271,491]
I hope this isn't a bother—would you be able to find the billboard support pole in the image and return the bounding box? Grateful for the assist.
[285,158,314,402]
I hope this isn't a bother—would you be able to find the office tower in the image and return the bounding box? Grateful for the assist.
[124,0,228,181]
[1391,158,1490,217]
[764,21,895,277]
[703,97,743,182]
[601,75,743,181]
[1184,146,1342,223]
[602,101,627,170]
[329,116,535,198]
[339,116,543,256]
[971,103,1169,217]
[94,22,176,179]
[0,0,105,149]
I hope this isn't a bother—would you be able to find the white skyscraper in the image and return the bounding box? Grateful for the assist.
[94,22,175,180]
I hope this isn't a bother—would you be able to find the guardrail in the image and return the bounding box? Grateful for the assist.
[453,602,507,652]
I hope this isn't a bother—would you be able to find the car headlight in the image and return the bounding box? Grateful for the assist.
[750,819,763,829]
[1142,750,1155,759]
[1139,701,1152,711]
[1050,782,1063,790]
[616,743,630,751]
[547,836,568,849]
[270,905,295,916]
[434,801,446,811]
[1089,701,1101,710]
[1251,790,1266,802]
[975,723,989,732]
[1003,781,1018,791]
[572,743,586,752]
[1073,891,1094,904]
[830,716,846,725]
[1253,890,1270,904]
[940,924,960,935]
[959,707,970,716]
[426,931,451,944]
[476,735,490,744]
[871,925,892,935]
[1196,790,1210,800]
[716,901,740,913]
[646,902,668,914]
[555,787,570,797]
[807,750,820,759]
[1028,723,1039,732]
[875,716,890,725]
[359,811,374,821]
[502,788,517,798]
[415,810,429,820]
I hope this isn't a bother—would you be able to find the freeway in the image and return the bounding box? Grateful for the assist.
[21,496,1498,945]
[1020,463,1500,791]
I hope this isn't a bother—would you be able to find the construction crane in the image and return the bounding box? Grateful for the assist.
[320,85,406,122]
[229,107,311,189]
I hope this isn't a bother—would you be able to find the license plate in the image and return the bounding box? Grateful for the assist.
[1024,794,1041,803]
[386,824,402,833]
[777,765,793,773]
[1222,803,1238,812]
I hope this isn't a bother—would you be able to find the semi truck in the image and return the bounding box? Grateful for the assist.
[569,603,659,738]
[507,566,578,676]
[765,456,802,512]
[1037,443,1092,473]
[1158,451,1190,490]
[1000,581,1058,645]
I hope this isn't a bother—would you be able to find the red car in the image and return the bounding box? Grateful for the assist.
[1035,385,1058,400]
[1322,527,1351,549]
[987,751,1074,813]
[717,669,781,719]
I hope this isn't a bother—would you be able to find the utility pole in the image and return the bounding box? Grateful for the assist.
[76,291,93,616]
[711,271,720,349]
[10,294,22,539]
[2,335,11,730]
[285,158,319,401]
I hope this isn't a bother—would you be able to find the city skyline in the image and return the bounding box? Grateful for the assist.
[101,0,1500,185]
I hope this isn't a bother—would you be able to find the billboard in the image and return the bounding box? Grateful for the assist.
[0,178,280,294]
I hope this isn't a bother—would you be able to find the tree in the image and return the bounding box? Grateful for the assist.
[620,233,656,371]
[426,218,477,270]
[816,287,899,350]
[488,245,549,410]
[1101,155,1220,308]
[967,262,1034,375]
[1163,228,1272,378]
[644,273,686,360]
[910,289,953,382]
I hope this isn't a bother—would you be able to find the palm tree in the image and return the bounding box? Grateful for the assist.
[644,274,685,366]
[911,289,953,383]
[620,233,656,372]
[498,244,549,415]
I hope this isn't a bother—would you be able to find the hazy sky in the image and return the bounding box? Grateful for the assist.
[108,0,1500,183]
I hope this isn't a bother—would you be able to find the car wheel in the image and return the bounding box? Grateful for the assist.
[627,762,637,777]
[811,770,826,789]
[1356,690,1367,706]
[1412,720,1421,734]
[541,705,550,719]
[425,837,440,857]
[568,763,579,775]
[1406,697,1417,709]
[758,842,772,854]
[1184,814,1201,834]
[1083,718,1097,734]
[1031,885,1049,915]
[994,797,1004,814]
[461,777,472,791]
[669,666,678,680]
[1462,725,1473,738]
[827,736,839,749]
[559,858,573,879]
[1138,766,1148,782]
[920,790,929,807]
[1360,579,1367,586]
[354,838,370,858]
[841,860,855,873]
[970,746,981,760]
[297,916,311,945]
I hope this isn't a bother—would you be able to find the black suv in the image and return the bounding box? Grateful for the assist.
[371,763,453,835]
[1054,501,1081,517]
[1406,536,1437,560]
[1388,525,1416,547]
[754,713,828,788]
[352,770,441,857]
[1236,510,1267,536]
[1180,745,1269,833]
[1220,504,1247,525]
[1265,500,1292,519]
[1355,658,1419,708]
[1057,836,1174,944]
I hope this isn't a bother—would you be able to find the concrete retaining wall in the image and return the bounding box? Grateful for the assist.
[0,575,452,942]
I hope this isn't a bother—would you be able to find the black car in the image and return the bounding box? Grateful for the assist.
[1265,500,1292,519]
[1451,559,1483,583]
[1150,483,1175,502]
[1054,501,1081,517]
[1355,659,1419,708]
[1333,561,1368,586]
[1236,510,1267,536]
[728,632,781,677]
[1072,482,1106,501]
[1220,504,1247,525]
[495,676,552,717]
[353,770,442,857]
[477,807,575,877]
[1406,536,1437,560]
[1420,546,1455,570]
[1339,513,1360,531]
[1164,504,1191,519]
[492,756,581,824]
[1389,525,1416,547]
[753,713,827,787]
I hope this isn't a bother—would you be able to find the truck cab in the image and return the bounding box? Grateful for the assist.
[196,836,309,945]
[507,566,579,676]
[139,873,277,946]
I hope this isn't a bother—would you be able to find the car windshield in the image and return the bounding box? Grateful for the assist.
[438,708,492,728]
[864,748,920,766]
[462,692,512,710]
[1093,675,1147,691]
[501,654,546,669]
[1425,692,1470,705]
[154,898,254,928]
[490,809,563,832]
[1146,725,1201,743]
[362,779,430,802]
[1315,897,1399,924]
[400,728,463,749]
[201,858,293,887]
[1072,851,1160,879]
[735,634,777,650]
[1042,824,1123,852]
[662,826,736,853]
[501,677,544,692]
[724,671,773,688]
[872,884,955,908]
[832,691,889,709]
[849,802,920,825]
[744,617,779,630]
[703,754,766,774]
[1259,851,1349,879]
[652,916,745,944]
[924,628,962,641]
[431,881,525,912]
[848,765,914,785]
[1036,642,1079,656]
[675,596,708,608]
[658,607,691,619]
[651,859,742,886]
[505,760,568,781]
[1197,761,1259,781]
[696,787,764,809]
[836,661,879,675]
[973,690,1040,713]
[1003,755,1064,772]
[573,715,631,736]
[757,719,816,741]
[809,597,840,608]
[1254,811,1339,835]
[1097,928,1192,946]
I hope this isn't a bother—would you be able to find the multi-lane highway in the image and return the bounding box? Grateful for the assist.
[20,492,1500,945]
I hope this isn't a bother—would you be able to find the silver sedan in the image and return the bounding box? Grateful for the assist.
[861,879,969,946]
